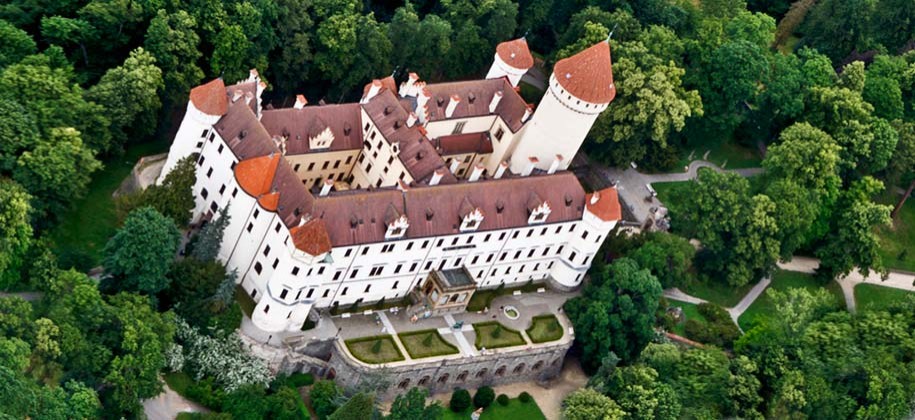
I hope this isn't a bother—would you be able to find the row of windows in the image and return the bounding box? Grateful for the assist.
[292,156,353,173]
[398,360,558,389]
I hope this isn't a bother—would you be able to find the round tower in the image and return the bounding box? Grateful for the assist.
[509,41,615,174]
[158,78,228,183]
[485,38,534,87]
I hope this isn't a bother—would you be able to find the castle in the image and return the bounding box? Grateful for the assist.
[158,38,621,345]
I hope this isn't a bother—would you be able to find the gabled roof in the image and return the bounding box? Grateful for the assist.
[553,41,616,104]
[290,219,332,256]
[496,38,534,70]
[436,132,493,156]
[259,104,363,155]
[585,187,622,222]
[190,79,229,116]
[422,78,529,132]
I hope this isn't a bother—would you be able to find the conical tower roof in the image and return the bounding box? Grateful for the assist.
[553,41,615,104]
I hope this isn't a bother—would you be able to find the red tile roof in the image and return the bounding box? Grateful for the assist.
[585,187,621,222]
[423,79,528,132]
[259,104,363,155]
[235,154,280,197]
[290,219,333,256]
[435,132,493,155]
[190,79,228,116]
[496,38,534,70]
[258,192,280,211]
[554,41,616,104]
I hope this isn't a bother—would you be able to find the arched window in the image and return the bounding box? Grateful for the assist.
[513,363,526,374]
[495,365,507,377]
[398,378,410,389]
[457,371,469,382]
[532,361,544,371]
[475,369,488,378]
[437,373,450,384]
[418,376,430,386]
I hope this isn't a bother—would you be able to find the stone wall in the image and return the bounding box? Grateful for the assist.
[324,340,571,400]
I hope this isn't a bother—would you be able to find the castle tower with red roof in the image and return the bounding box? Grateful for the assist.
[485,38,534,87]
[509,41,615,175]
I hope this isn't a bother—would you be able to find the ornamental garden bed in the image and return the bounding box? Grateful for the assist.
[472,321,526,350]
[526,314,563,343]
[398,329,459,359]
[344,335,404,364]
[440,395,546,420]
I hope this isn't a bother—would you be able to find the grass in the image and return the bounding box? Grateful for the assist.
[854,284,915,312]
[666,299,708,336]
[47,140,169,267]
[526,314,563,343]
[163,371,193,396]
[235,285,256,318]
[738,271,844,331]
[398,329,459,359]
[344,335,405,364]
[473,321,526,350]
[467,282,543,312]
[676,139,763,171]
[681,280,758,308]
[875,191,915,272]
[440,397,546,420]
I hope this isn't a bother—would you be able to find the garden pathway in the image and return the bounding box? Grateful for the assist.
[376,311,413,361]
[442,314,478,356]
[662,288,707,305]
[142,382,207,420]
[727,276,772,329]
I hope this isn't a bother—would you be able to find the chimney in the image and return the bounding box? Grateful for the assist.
[448,158,460,174]
[469,163,485,182]
[406,112,417,127]
[294,95,308,109]
[399,72,420,97]
[590,191,600,205]
[522,157,538,177]
[445,94,461,118]
[522,104,533,122]
[417,88,432,122]
[494,161,509,179]
[489,91,503,113]
[320,179,333,196]
[362,79,383,104]
[248,69,259,81]
[429,168,445,186]
[232,90,243,102]
[548,154,564,174]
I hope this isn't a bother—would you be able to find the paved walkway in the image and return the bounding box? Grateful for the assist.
[662,288,707,305]
[142,382,208,420]
[727,276,772,329]
[0,292,42,301]
[442,314,477,356]
[594,159,763,224]
[376,311,413,361]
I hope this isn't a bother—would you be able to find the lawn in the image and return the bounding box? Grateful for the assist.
[473,322,526,350]
[344,335,405,364]
[526,314,563,343]
[440,397,546,420]
[467,282,542,312]
[676,138,763,171]
[738,271,844,331]
[163,371,193,396]
[875,191,915,272]
[398,329,459,359]
[47,139,168,267]
[682,280,758,308]
[855,284,915,312]
[666,299,708,336]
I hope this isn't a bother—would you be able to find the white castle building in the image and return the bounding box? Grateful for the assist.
[159,38,621,343]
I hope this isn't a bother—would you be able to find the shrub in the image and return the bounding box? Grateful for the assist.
[422,333,434,347]
[285,372,314,388]
[519,392,533,403]
[371,339,382,354]
[311,380,343,419]
[473,386,495,408]
[490,325,502,339]
[497,394,510,406]
[450,388,472,412]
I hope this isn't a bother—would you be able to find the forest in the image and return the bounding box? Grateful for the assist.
[0,0,914,418]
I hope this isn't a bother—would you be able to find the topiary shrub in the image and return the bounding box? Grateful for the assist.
[519,391,533,403]
[422,333,434,347]
[371,339,382,354]
[450,388,472,412]
[473,386,495,408]
[490,325,502,339]
[497,394,510,406]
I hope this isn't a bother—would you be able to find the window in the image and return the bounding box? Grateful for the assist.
[528,249,535,258]
[499,253,507,262]
[364,284,371,293]
[581,231,589,240]
[494,127,505,141]
[514,250,521,259]
[341,287,348,296]
[486,254,494,263]
[201,129,208,138]
[254,262,263,274]
[406,242,413,251]
[485,234,491,242]
[394,264,403,274]
[370,266,383,276]
[452,121,466,134]
[263,245,271,256]
[272,258,279,269]
[231,161,236,170]
[264,305,270,314]
[201,188,209,199]
[557,246,565,255]
[346,155,353,164]
[210,202,218,212]
[275,222,281,233]
[527,229,533,238]
[471,256,479,265]
[253,209,260,219]
[232,187,238,198]
[362,247,369,256]
[569,252,577,262]
[333,271,342,281]
[451,238,458,246]
[345,249,352,258]
[322,161,329,170]
[392,281,399,289]
[217,144,224,154]
[219,184,226,194]
[422,240,429,249]
[424,261,432,271]
[292,267,299,275]
[334,160,341,169]
[197,155,205,166]
[279,289,288,299]
[541,228,547,236]
[246,222,253,232]
[206,167,214,178]
[322,289,330,298]
[349,270,359,279]
[294,163,301,172]
[306,289,314,298]
[410,262,418,272]
[512,231,519,239]
[436,239,444,247]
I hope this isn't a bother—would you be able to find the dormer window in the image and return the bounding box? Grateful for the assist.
[385,214,409,240]
[528,201,551,225]
[460,207,484,232]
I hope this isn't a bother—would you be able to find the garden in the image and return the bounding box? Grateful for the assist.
[875,192,915,272]
[442,388,546,420]
[398,330,460,359]
[344,335,405,364]
[472,321,526,350]
[854,284,915,311]
[525,314,564,344]
[662,299,707,337]
[738,271,844,331]
[466,282,542,312]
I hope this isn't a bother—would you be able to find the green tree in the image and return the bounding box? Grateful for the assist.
[387,387,441,420]
[862,76,904,120]
[802,0,877,62]
[473,386,495,408]
[725,356,763,419]
[0,19,35,68]
[39,16,96,66]
[142,155,196,227]
[0,99,39,171]
[144,10,204,101]
[449,388,471,412]
[310,379,343,419]
[63,380,101,420]
[192,204,231,262]
[629,232,695,289]
[562,388,625,420]
[605,364,681,419]
[269,0,314,93]
[0,337,30,372]
[699,39,769,133]
[0,179,32,287]
[212,24,253,83]
[328,392,375,419]
[86,48,163,146]
[887,121,915,219]
[565,258,662,368]
[815,177,892,280]
[0,296,33,338]
[13,127,101,222]
[764,123,841,195]
[102,207,181,294]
